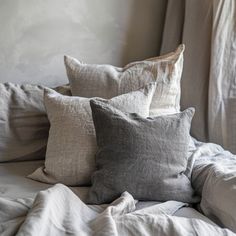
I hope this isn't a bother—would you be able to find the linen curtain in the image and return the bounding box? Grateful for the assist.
[160,0,236,154]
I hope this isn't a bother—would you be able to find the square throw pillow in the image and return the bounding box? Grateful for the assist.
[64,44,184,115]
[0,83,71,162]
[88,100,197,204]
[28,83,156,186]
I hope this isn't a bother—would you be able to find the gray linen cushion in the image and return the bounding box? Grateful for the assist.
[64,45,184,116]
[0,83,71,162]
[88,100,196,204]
[28,83,155,186]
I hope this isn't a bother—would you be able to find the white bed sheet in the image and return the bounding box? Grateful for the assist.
[0,160,215,225]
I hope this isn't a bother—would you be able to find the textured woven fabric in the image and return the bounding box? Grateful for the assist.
[0,83,71,162]
[64,45,184,116]
[88,100,196,204]
[29,83,155,186]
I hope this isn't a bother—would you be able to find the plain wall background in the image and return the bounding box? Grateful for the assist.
[0,0,166,86]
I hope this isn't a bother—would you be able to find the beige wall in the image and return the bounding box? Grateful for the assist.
[0,0,166,86]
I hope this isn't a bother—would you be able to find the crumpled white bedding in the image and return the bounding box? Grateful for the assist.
[0,159,215,226]
[191,140,236,233]
[0,184,234,236]
[1,138,236,235]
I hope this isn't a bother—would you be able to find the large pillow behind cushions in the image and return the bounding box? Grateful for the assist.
[64,44,184,115]
[0,83,71,162]
[28,83,156,186]
[88,100,197,204]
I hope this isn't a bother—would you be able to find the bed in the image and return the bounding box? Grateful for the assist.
[1,46,236,235]
[1,141,236,235]
[0,160,212,221]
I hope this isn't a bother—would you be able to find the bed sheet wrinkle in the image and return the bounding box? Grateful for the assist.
[0,147,225,235]
[0,184,233,236]
[191,138,236,232]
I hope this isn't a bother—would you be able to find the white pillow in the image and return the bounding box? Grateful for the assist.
[28,83,155,186]
[64,45,184,116]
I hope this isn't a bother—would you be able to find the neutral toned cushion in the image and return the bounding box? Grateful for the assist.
[87,100,197,204]
[64,45,184,115]
[28,83,155,186]
[0,83,71,162]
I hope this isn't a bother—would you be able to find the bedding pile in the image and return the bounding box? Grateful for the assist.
[1,44,236,235]
[0,184,234,236]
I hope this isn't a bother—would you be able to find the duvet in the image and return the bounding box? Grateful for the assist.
[0,184,234,236]
[1,139,236,235]
[191,139,236,233]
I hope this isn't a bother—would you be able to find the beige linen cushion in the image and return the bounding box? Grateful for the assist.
[64,45,184,115]
[28,83,155,186]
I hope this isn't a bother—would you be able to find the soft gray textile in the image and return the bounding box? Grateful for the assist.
[0,160,89,202]
[88,100,197,204]
[0,83,71,162]
[0,160,215,227]
[64,45,184,116]
[191,139,236,233]
[0,140,234,235]
[0,184,234,236]
[161,0,236,154]
[0,160,50,199]
[29,83,155,186]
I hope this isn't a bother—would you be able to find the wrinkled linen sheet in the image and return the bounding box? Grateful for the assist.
[191,139,236,233]
[0,184,234,236]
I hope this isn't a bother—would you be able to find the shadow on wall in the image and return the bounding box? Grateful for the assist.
[0,0,167,85]
[120,0,168,65]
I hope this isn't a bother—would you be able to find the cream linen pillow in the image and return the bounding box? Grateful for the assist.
[64,45,184,115]
[28,83,155,186]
